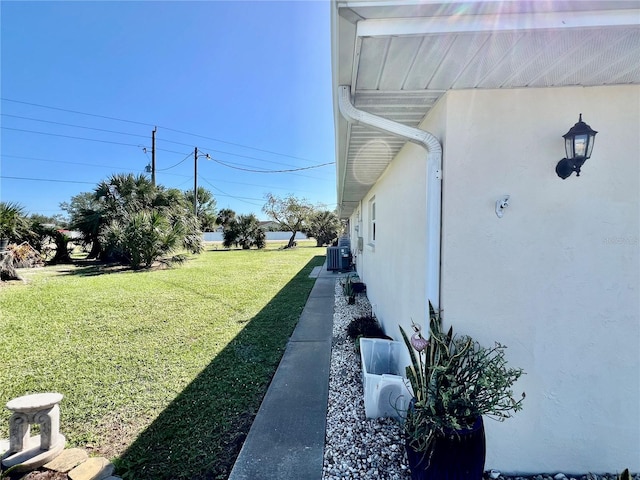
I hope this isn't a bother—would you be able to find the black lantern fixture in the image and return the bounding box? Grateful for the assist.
[556,114,598,179]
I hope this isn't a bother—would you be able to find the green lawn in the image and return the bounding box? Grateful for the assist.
[0,242,325,479]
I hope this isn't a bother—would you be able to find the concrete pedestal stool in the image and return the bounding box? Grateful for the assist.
[1,393,66,472]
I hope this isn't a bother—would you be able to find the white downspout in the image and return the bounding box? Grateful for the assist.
[337,85,442,312]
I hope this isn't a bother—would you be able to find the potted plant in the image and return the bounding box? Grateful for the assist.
[0,202,26,251]
[399,303,525,480]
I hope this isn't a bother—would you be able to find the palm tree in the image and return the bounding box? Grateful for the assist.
[216,208,236,230]
[101,210,188,269]
[223,214,266,249]
[304,210,342,247]
[72,173,203,265]
[183,187,217,231]
[0,201,27,245]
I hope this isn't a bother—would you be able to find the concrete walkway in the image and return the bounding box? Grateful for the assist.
[228,262,337,480]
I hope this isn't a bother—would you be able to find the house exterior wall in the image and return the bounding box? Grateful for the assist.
[440,85,639,473]
[349,94,449,343]
[350,141,427,337]
[350,84,639,473]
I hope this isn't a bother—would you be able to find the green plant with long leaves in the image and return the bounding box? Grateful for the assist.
[0,201,27,241]
[400,302,525,455]
[101,210,198,269]
[339,274,358,304]
[222,214,266,250]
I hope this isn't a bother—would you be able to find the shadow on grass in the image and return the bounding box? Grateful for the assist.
[114,255,326,480]
[50,259,191,277]
[43,259,136,277]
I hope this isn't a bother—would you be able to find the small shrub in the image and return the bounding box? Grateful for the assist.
[346,315,388,340]
[340,274,362,304]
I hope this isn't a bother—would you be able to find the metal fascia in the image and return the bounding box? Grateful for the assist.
[356,9,640,37]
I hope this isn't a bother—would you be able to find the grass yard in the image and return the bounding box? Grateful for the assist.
[0,241,325,479]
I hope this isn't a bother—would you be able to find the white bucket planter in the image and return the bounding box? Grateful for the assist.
[359,338,409,419]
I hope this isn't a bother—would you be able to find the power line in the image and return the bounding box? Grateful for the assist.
[1,97,320,164]
[1,98,154,127]
[0,175,98,185]
[208,155,334,173]
[160,125,317,164]
[1,126,150,149]
[0,153,194,180]
[200,176,264,207]
[0,113,149,139]
[2,153,333,197]
[156,138,321,170]
[156,151,194,172]
[4,110,326,170]
[155,147,195,156]
[1,153,138,171]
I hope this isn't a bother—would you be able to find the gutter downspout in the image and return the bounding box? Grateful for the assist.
[337,85,442,312]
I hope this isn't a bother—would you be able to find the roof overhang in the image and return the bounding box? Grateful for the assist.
[332,0,640,218]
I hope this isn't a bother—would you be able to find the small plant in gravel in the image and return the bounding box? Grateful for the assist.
[346,314,388,340]
[339,274,357,304]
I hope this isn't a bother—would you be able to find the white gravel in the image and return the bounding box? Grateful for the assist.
[322,279,638,480]
[322,282,410,480]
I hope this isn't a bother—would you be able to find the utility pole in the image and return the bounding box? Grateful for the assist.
[193,147,198,216]
[193,148,209,218]
[151,127,156,186]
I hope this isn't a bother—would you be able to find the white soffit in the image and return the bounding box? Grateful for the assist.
[334,1,640,217]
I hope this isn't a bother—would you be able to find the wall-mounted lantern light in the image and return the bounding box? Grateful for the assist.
[555,114,598,179]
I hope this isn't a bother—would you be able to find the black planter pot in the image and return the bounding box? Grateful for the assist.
[405,416,486,480]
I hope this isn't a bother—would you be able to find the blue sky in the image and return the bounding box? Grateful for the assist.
[0,0,336,220]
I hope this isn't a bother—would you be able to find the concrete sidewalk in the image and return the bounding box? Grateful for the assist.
[228,263,337,480]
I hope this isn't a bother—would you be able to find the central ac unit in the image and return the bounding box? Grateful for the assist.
[327,246,341,271]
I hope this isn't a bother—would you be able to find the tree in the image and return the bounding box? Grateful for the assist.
[29,213,67,228]
[0,201,28,243]
[68,173,203,266]
[60,192,96,220]
[303,210,343,247]
[262,193,313,249]
[62,192,103,258]
[222,214,266,250]
[183,187,217,231]
[47,228,73,264]
[0,202,28,280]
[216,208,236,230]
[101,210,191,269]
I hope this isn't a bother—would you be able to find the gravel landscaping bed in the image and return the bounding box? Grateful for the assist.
[322,280,638,480]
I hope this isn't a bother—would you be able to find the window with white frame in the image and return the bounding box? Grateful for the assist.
[368,197,376,244]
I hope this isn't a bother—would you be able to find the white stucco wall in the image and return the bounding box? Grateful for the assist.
[350,141,427,339]
[350,84,639,474]
[440,86,640,473]
[350,94,449,344]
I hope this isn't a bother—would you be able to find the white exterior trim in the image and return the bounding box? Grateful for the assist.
[356,9,640,37]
